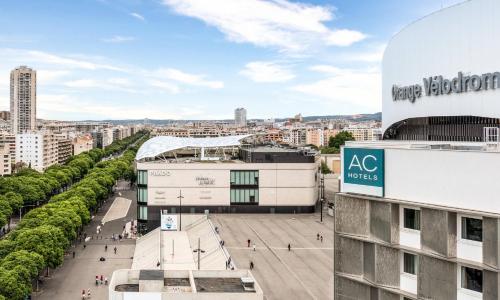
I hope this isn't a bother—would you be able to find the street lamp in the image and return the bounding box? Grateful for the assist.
[193,238,206,270]
[177,190,184,230]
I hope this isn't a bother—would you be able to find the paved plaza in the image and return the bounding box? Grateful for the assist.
[211,211,334,300]
[33,181,137,300]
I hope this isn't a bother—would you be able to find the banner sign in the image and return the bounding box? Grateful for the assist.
[342,147,384,197]
[160,214,178,231]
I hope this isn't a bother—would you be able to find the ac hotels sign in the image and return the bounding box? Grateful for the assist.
[342,147,384,197]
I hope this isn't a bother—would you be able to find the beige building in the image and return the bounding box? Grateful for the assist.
[57,138,72,164]
[0,133,15,164]
[16,132,58,171]
[10,66,36,134]
[344,126,382,142]
[0,144,11,176]
[72,135,93,155]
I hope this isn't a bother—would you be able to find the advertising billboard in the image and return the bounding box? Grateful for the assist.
[160,214,178,231]
[342,147,384,197]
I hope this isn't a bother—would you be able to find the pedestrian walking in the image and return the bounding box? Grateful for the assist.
[250,261,254,270]
[84,244,86,249]
[95,276,99,286]
[247,239,251,247]
[253,243,256,251]
[100,275,104,284]
[114,246,117,254]
[105,244,108,252]
[87,288,91,298]
[82,289,86,299]
[105,277,108,285]
[320,235,323,243]
[317,233,320,240]
[288,243,291,251]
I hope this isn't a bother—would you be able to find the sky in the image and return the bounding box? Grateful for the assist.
[0,0,464,120]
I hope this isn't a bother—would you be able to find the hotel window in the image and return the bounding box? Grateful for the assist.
[137,170,148,185]
[138,206,148,220]
[461,217,482,242]
[461,266,482,293]
[403,252,418,275]
[137,188,147,204]
[404,208,420,230]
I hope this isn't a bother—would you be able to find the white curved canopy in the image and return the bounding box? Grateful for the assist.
[135,135,252,161]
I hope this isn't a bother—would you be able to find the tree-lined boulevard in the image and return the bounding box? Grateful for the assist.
[0,131,148,300]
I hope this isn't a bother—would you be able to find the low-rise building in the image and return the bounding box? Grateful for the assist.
[0,133,15,164]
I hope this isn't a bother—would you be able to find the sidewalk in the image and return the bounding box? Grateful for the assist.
[33,180,137,300]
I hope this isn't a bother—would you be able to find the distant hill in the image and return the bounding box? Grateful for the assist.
[75,112,381,125]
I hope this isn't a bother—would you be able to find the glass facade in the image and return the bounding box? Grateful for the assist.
[230,170,259,205]
[137,187,148,204]
[230,170,259,185]
[230,188,259,204]
[138,206,148,220]
[137,170,147,185]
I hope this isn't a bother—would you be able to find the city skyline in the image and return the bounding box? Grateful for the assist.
[0,0,463,121]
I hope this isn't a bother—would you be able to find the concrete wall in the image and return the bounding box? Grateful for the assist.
[418,256,457,300]
[335,194,369,237]
[335,277,370,300]
[483,218,500,268]
[335,236,363,275]
[420,208,456,257]
[370,201,392,243]
[483,270,499,299]
[374,244,399,287]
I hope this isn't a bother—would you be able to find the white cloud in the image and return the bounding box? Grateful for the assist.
[240,61,295,82]
[0,49,125,71]
[154,68,224,89]
[37,70,71,84]
[37,93,204,120]
[337,44,386,63]
[292,66,381,109]
[101,35,136,43]
[162,0,366,52]
[147,79,180,94]
[64,78,138,93]
[130,12,145,21]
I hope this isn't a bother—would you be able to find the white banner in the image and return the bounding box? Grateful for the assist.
[160,214,178,231]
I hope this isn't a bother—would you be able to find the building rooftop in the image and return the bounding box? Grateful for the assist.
[135,135,252,161]
[345,140,500,153]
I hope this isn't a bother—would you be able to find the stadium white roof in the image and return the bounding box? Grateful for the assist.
[135,135,251,161]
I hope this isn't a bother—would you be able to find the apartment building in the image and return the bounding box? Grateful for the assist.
[344,126,382,142]
[0,144,11,176]
[10,66,36,134]
[235,107,247,127]
[16,132,58,172]
[0,133,15,164]
[72,135,93,155]
[57,138,72,164]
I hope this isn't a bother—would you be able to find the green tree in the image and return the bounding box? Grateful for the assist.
[328,131,355,149]
[0,266,32,300]
[15,225,67,269]
[320,161,332,174]
[1,250,44,279]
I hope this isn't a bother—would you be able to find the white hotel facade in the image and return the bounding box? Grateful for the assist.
[335,1,500,299]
